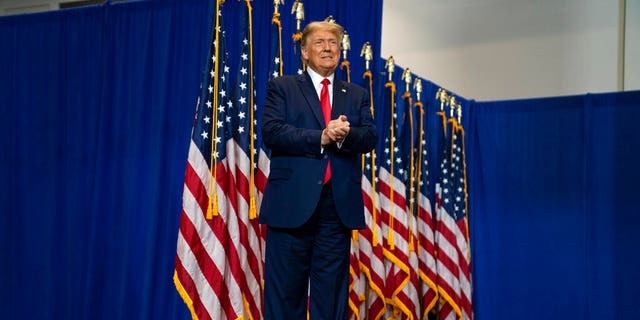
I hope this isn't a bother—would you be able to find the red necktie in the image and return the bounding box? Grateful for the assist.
[320,78,331,184]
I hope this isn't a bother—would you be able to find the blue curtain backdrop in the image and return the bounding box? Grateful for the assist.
[466,91,640,319]
[1,0,639,319]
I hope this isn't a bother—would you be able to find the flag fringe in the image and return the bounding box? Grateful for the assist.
[173,271,200,320]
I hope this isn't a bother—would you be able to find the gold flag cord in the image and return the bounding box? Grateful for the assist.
[386,81,396,250]
[292,31,302,42]
[415,100,424,257]
[402,91,415,253]
[246,0,257,220]
[363,70,378,247]
[271,12,283,77]
[455,119,471,262]
[207,0,222,219]
[341,60,351,83]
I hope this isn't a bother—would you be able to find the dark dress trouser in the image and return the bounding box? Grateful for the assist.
[263,183,351,320]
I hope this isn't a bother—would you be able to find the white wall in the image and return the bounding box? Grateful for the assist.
[627,0,640,90]
[382,0,639,101]
[0,0,59,15]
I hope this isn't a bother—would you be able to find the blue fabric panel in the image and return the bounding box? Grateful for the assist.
[0,0,383,319]
[467,91,640,319]
[469,96,590,319]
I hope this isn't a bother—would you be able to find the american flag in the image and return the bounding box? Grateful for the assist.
[399,90,416,231]
[356,69,387,320]
[253,2,281,270]
[376,79,416,319]
[414,98,438,318]
[337,46,365,320]
[348,230,366,320]
[450,119,472,319]
[257,4,281,198]
[397,89,420,319]
[434,108,472,320]
[267,9,283,81]
[338,54,367,320]
[174,3,260,319]
[228,1,263,318]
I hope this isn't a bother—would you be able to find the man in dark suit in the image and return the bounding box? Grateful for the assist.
[259,20,377,319]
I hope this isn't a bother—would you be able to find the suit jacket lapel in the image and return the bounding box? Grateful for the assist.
[297,73,326,128]
[332,79,348,120]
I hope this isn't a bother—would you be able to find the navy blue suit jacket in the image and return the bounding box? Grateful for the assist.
[259,72,377,229]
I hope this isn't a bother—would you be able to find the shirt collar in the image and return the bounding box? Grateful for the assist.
[306,67,334,90]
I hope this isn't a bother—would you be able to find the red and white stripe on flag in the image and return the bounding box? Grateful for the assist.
[357,153,387,320]
[435,116,472,320]
[174,3,266,319]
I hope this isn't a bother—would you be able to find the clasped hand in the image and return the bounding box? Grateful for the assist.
[321,115,350,146]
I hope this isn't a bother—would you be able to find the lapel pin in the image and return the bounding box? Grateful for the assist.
[341,88,347,93]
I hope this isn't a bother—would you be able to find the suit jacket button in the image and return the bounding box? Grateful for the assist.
[317,180,323,185]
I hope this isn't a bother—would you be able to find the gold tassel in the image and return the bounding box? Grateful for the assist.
[249,196,257,220]
[409,234,415,253]
[206,192,219,220]
[372,223,379,247]
[242,293,255,320]
[206,196,213,220]
[212,193,218,217]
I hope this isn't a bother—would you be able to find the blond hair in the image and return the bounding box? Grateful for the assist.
[300,21,344,48]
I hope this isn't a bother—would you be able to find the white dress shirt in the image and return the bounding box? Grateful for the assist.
[306,67,334,107]
[307,68,345,150]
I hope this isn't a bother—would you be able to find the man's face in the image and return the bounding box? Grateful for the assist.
[301,29,340,77]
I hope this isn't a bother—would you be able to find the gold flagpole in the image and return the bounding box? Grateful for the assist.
[272,0,284,76]
[340,30,351,83]
[291,0,305,72]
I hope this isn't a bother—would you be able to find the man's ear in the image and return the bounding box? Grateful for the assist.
[301,46,308,60]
